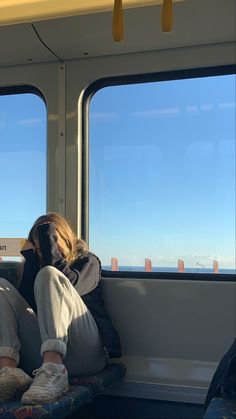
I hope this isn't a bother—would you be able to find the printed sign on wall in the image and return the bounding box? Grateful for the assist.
[0,238,26,256]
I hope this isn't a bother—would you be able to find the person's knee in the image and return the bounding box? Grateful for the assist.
[34,266,60,291]
[0,277,12,291]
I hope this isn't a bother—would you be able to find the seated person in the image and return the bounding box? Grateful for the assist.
[0,212,121,405]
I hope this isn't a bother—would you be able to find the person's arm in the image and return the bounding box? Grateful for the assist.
[72,253,101,295]
[36,222,79,285]
[20,239,40,269]
[18,241,40,311]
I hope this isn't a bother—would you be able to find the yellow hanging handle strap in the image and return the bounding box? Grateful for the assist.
[112,0,124,42]
[161,0,173,32]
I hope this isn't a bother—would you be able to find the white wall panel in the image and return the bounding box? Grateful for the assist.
[102,277,236,402]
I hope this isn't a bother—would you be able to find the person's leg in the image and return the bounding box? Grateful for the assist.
[35,265,106,375]
[64,291,106,377]
[0,277,22,367]
[0,277,42,401]
[22,266,106,404]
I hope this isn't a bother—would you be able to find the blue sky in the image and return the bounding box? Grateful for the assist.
[0,93,46,238]
[89,74,235,269]
[0,75,235,270]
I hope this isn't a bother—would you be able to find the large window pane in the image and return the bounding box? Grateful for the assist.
[0,92,46,259]
[89,74,235,274]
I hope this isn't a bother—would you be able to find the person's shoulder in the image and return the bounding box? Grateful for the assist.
[87,252,101,266]
[72,251,101,269]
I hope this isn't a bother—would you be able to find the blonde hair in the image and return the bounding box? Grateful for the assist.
[28,212,88,262]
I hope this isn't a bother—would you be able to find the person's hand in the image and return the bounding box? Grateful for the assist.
[32,221,51,239]
[33,223,56,266]
[32,222,52,246]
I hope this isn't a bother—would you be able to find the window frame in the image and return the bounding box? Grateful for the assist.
[82,64,236,280]
[0,85,46,103]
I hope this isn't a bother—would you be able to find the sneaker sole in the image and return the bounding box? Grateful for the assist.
[21,387,69,405]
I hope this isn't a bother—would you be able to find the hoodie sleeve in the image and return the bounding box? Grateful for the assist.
[37,222,79,285]
[19,248,40,283]
[72,253,101,296]
[18,248,40,311]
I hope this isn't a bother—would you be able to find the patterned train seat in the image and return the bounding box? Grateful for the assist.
[0,363,126,418]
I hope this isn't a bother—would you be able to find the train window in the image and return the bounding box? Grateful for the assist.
[89,72,235,274]
[0,91,46,260]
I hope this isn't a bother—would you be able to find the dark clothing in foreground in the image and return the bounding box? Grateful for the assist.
[19,222,121,358]
[204,337,236,408]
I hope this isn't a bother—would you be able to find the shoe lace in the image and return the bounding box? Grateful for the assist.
[32,367,57,387]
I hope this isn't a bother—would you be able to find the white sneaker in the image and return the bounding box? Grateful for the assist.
[0,367,33,402]
[21,362,69,405]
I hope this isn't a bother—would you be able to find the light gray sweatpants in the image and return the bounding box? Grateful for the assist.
[0,266,106,377]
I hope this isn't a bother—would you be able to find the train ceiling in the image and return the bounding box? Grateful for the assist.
[0,0,183,25]
[0,0,235,67]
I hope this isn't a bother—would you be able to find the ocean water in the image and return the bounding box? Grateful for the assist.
[103,266,236,274]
